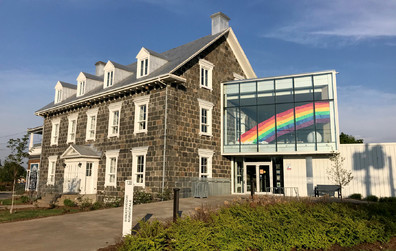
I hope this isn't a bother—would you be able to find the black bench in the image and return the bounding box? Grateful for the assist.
[314,185,341,198]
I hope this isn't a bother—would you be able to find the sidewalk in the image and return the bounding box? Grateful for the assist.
[0,195,241,251]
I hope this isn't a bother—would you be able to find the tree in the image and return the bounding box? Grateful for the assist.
[327,151,353,199]
[340,132,363,144]
[0,161,26,183]
[6,134,29,214]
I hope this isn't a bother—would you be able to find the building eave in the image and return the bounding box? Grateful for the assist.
[169,28,230,75]
[35,73,186,116]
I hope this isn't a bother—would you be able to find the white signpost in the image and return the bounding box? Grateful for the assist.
[122,180,134,236]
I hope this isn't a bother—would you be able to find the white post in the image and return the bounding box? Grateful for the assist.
[122,180,134,236]
[29,132,34,150]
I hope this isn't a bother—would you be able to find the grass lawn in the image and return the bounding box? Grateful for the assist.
[0,198,28,205]
[0,207,80,223]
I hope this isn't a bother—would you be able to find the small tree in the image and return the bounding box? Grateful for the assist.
[327,151,353,199]
[340,132,363,144]
[6,134,29,214]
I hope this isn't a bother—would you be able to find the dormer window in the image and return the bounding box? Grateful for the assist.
[55,89,62,103]
[136,47,168,79]
[54,81,77,104]
[140,58,148,77]
[77,81,85,96]
[105,71,114,87]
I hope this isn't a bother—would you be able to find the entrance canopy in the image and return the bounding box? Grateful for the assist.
[60,144,101,159]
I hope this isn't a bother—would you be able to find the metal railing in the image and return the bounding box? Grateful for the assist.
[257,187,299,197]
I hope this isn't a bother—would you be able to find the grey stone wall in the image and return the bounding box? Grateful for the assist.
[38,36,245,200]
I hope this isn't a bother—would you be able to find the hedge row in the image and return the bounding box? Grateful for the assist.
[121,199,396,250]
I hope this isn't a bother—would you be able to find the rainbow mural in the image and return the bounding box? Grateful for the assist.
[240,101,330,144]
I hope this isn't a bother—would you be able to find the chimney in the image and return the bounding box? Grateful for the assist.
[210,12,230,35]
[95,61,106,76]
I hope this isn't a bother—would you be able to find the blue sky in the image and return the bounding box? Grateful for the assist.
[0,0,395,161]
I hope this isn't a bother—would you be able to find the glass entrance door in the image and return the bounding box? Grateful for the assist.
[258,165,270,192]
[244,162,272,194]
[246,165,256,192]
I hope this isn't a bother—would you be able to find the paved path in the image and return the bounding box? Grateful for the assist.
[0,195,241,251]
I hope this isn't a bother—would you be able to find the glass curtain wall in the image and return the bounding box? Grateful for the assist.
[224,72,337,153]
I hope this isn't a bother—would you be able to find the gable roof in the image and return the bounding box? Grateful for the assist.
[58,81,77,89]
[108,61,134,72]
[60,144,101,159]
[144,48,168,60]
[82,72,103,81]
[36,28,255,115]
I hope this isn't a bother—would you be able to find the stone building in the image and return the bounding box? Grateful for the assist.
[35,13,256,201]
[35,12,396,201]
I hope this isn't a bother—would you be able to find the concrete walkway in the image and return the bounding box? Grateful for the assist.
[0,195,241,251]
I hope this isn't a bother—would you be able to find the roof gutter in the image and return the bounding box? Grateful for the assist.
[36,73,186,116]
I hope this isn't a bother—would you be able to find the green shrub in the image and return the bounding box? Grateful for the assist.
[20,196,30,204]
[91,201,103,210]
[379,197,396,203]
[156,189,172,201]
[348,193,362,200]
[365,195,379,202]
[133,190,153,204]
[79,198,92,211]
[63,199,76,207]
[104,197,123,208]
[120,199,396,251]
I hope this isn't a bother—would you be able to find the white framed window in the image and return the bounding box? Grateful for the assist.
[86,162,93,177]
[77,81,86,96]
[138,58,149,78]
[105,150,120,187]
[131,146,149,187]
[55,89,63,103]
[133,95,150,134]
[86,108,99,141]
[67,113,78,143]
[198,99,214,136]
[108,101,123,138]
[199,59,214,90]
[105,71,114,88]
[47,155,58,185]
[51,118,61,146]
[198,149,213,179]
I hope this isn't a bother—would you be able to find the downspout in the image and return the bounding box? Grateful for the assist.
[161,83,168,197]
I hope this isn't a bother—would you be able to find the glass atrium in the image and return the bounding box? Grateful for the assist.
[223,71,338,154]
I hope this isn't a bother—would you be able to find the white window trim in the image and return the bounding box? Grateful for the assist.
[104,70,114,88]
[47,155,58,185]
[86,108,99,141]
[199,59,214,90]
[67,113,78,143]
[198,98,214,137]
[108,101,123,138]
[55,89,63,104]
[133,95,150,135]
[131,146,149,187]
[105,150,120,188]
[233,72,245,80]
[77,80,86,97]
[137,58,149,78]
[198,149,214,179]
[51,118,61,146]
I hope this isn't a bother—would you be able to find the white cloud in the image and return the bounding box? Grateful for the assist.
[263,0,396,46]
[337,85,396,143]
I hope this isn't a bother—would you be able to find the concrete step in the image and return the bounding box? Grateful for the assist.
[35,194,60,208]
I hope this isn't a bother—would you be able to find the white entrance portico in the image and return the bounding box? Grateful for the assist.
[60,145,101,195]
